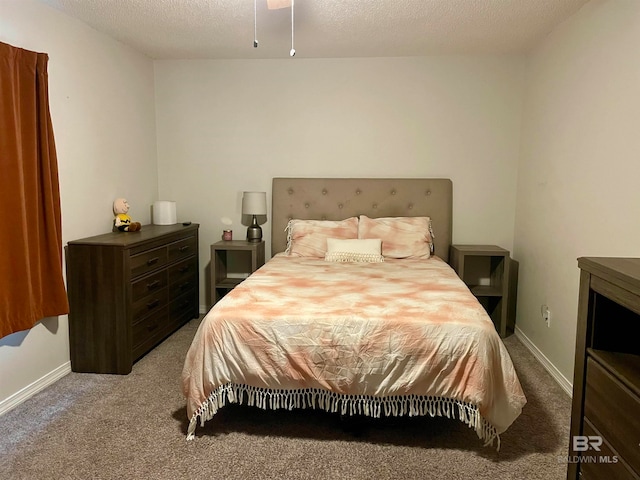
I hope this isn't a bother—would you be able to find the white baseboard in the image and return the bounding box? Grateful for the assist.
[0,361,71,416]
[514,326,573,397]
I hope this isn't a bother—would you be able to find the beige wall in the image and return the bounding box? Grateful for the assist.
[0,0,158,409]
[154,57,525,308]
[514,0,640,383]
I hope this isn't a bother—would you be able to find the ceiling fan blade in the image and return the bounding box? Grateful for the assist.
[267,0,291,9]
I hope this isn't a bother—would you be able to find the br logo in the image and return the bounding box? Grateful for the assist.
[573,435,603,452]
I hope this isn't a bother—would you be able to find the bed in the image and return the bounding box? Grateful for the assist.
[182,178,526,448]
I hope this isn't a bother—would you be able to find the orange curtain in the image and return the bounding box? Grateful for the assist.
[0,41,69,338]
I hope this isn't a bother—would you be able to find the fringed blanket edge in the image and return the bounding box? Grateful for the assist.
[186,383,500,450]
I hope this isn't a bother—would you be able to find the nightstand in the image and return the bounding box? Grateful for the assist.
[210,240,265,306]
[449,245,511,337]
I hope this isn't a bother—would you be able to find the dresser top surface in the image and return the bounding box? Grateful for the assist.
[578,257,640,292]
[68,223,199,247]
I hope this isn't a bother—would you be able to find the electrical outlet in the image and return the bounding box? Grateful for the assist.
[541,305,551,327]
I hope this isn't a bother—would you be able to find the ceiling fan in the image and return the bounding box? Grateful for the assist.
[266,0,292,8]
[254,0,296,57]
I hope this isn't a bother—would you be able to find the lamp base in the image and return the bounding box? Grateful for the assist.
[246,225,262,243]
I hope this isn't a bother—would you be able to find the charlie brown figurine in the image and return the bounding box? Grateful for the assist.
[113,198,142,232]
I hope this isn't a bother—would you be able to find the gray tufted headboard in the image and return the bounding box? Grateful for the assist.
[271,178,453,261]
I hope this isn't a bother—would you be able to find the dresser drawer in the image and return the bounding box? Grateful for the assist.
[131,270,167,302]
[130,246,168,278]
[168,256,197,286]
[170,288,197,317]
[131,288,168,322]
[585,357,640,474]
[171,276,196,299]
[168,236,197,263]
[132,307,168,359]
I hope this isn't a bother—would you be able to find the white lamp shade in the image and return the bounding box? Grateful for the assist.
[242,191,267,216]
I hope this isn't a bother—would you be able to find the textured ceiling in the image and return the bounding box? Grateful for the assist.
[39,0,590,59]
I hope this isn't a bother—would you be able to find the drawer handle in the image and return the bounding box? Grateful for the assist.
[179,282,191,290]
[147,323,159,332]
[147,257,159,266]
[178,265,190,273]
[147,299,160,309]
[179,245,190,252]
[146,280,160,290]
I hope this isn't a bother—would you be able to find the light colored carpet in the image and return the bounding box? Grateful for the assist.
[0,318,571,479]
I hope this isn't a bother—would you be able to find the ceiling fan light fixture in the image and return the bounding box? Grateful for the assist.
[253,0,296,57]
[290,0,295,57]
[267,0,291,9]
[254,0,259,47]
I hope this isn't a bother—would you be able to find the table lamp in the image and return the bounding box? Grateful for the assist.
[242,191,267,242]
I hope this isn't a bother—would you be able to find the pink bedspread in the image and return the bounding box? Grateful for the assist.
[182,254,526,446]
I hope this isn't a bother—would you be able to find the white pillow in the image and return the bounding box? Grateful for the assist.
[324,238,384,263]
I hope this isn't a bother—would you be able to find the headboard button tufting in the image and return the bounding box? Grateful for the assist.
[426,190,431,196]
[288,188,294,195]
[391,190,396,195]
[322,189,327,195]
[304,203,310,209]
[372,203,377,209]
[338,203,343,209]
[355,189,361,195]
[408,204,414,210]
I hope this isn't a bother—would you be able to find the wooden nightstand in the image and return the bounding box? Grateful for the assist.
[449,245,511,337]
[210,240,265,306]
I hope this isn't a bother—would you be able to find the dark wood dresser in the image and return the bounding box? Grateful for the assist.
[568,257,640,479]
[66,224,199,374]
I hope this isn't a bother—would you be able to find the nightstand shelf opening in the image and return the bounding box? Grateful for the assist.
[211,240,265,307]
[469,285,503,297]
